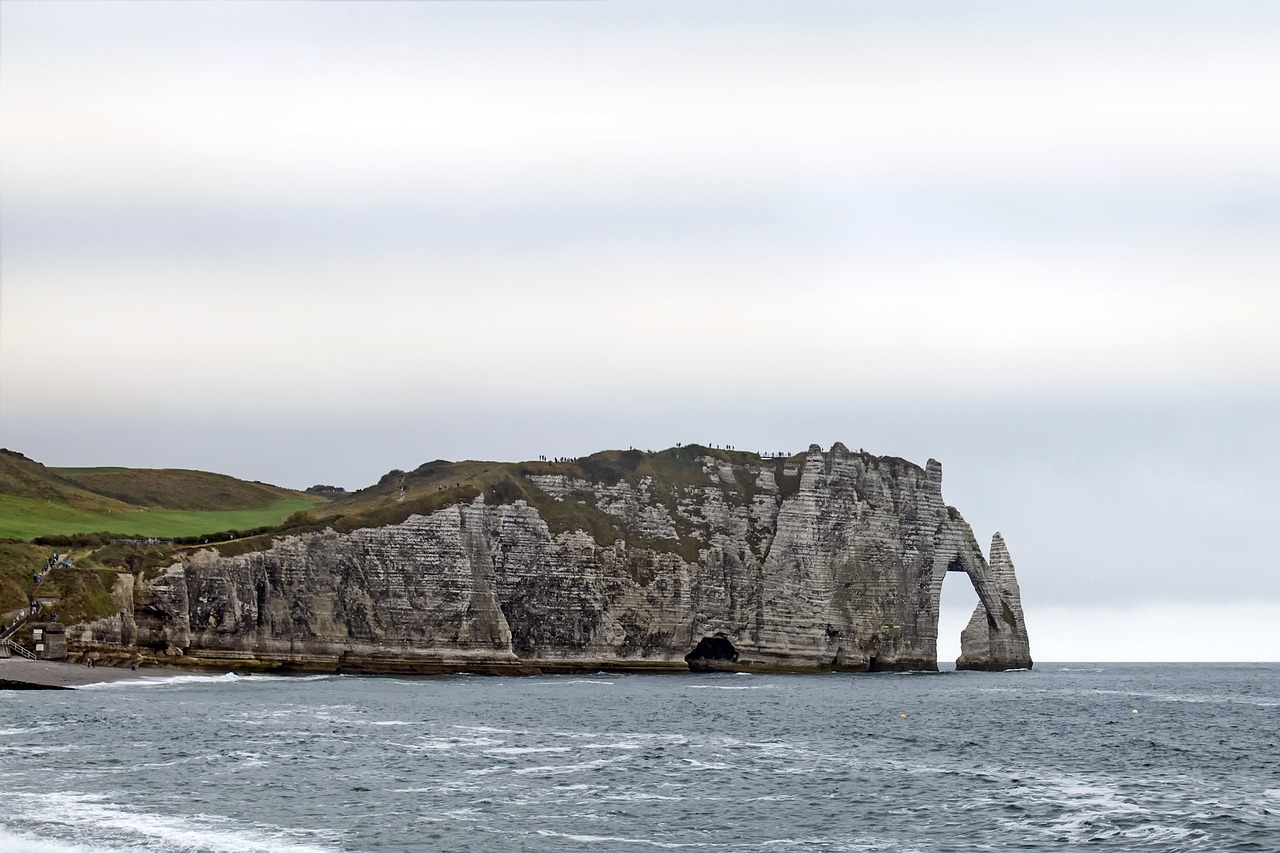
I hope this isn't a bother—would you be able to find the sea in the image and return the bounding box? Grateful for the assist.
[0,663,1276,852]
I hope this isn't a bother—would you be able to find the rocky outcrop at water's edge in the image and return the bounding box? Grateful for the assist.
[73,444,1032,674]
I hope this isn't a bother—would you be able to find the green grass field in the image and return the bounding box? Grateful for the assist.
[0,495,324,540]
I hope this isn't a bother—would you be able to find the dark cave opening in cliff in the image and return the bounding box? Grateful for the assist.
[939,566,981,665]
[685,636,739,671]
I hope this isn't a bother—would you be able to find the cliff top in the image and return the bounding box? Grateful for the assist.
[209,443,929,559]
[0,450,322,541]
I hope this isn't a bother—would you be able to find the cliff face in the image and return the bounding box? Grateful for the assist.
[79,444,1032,673]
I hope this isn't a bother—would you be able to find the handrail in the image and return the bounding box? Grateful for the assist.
[3,639,36,660]
[0,618,27,644]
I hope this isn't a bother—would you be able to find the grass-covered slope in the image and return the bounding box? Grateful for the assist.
[0,449,328,626]
[210,444,810,560]
[0,449,324,540]
[53,467,297,511]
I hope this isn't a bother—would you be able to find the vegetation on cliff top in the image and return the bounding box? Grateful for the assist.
[0,542,123,626]
[0,449,332,626]
[0,443,925,623]
[0,449,325,540]
[263,444,812,563]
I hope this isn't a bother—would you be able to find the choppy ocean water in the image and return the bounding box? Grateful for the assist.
[0,663,1276,852]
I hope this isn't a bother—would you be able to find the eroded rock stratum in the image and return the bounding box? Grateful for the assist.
[77,444,1031,673]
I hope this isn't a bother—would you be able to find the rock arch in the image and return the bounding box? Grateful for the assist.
[947,533,1032,670]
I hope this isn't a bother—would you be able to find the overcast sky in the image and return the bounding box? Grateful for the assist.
[2,1,1277,661]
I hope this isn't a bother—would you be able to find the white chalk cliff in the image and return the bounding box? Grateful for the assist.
[80,444,1032,673]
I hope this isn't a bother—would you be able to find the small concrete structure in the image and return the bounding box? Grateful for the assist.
[32,623,67,661]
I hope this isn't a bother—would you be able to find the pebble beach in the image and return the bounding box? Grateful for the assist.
[0,658,194,689]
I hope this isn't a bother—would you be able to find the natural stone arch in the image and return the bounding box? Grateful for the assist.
[936,557,981,663]
[949,533,1032,671]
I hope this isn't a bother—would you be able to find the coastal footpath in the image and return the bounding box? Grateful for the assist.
[64,443,1031,675]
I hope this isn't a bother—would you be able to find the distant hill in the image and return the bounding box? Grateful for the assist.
[0,450,134,514]
[0,449,324,540]
[53,466,296,512]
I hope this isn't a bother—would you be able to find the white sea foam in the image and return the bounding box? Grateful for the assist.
[1083,687,1280,707]
[0,744,79,756]
[1117,824,1199,843]
[451,724,525,735]
[602,792,682,802]
[994,771,1167,844]
[0,724,59,737]
[419,735,504,750]
[758,838,909,851]
[758,839,822,848]
[547,730,688,746]
[512,756,634,776]
[78,672,340,691]
[3,792,340,853]
[757,839,842,849]
[680,758,736,771]
[687,684,776,690]
[713,736,805,752]
[76,672,243,690]
[535,829,707,848]
[0,826,129,853]
[486,746,572,755]
[545,679,615,686]
[390,780,485,795]
[224,750,268,768]
[387,737,494,753]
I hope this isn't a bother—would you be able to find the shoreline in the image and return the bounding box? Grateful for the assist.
[0,654,1055,689]
[0,658,216,690]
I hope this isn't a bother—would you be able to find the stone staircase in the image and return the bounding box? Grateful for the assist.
[2,639,35,660]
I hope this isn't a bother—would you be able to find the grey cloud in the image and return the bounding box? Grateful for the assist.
[2,193,796,268]
[7,1,1274,62]
[810,178,1280,257]
[8,176,1275,272]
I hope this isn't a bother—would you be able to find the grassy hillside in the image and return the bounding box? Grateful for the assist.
[0,449,325,540]
[0,444,818,628]
[0,443,902,627]
[53,467,297,511]
[0,494,322,540]
[0,450,134,514]
[208,444,810,560]
[0,542,46,615]
[0,541,146,629]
